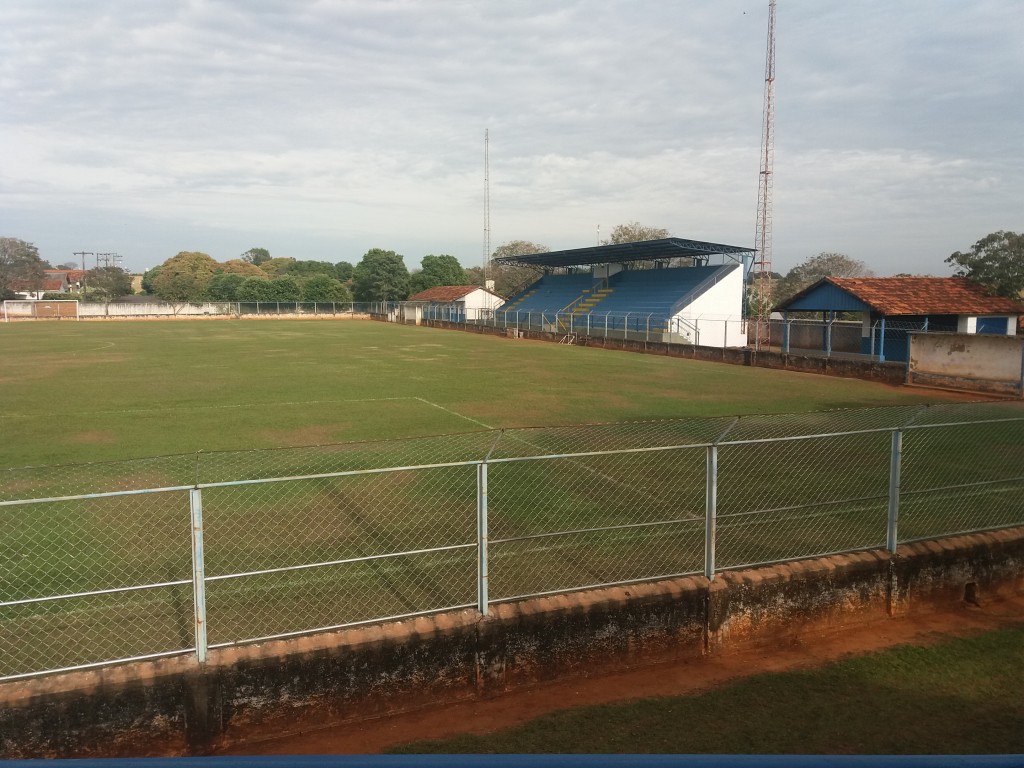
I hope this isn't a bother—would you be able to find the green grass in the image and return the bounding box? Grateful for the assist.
[389,625,1024,754]
[0,318,956,469]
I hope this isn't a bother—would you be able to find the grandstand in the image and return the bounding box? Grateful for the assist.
[494,238,754,346]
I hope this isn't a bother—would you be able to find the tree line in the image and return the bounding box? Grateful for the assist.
[3,227,1021,306]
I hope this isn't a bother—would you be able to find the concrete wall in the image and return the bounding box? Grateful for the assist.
[2,527,1021,759]
[909,333,1024,396]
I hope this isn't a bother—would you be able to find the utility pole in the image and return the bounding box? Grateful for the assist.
[752,0,777,351]
[73,251,94,272]
[73,251,94,294]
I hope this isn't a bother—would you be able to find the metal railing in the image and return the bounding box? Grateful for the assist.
[1,402,1022,681]
[3,301,378,320]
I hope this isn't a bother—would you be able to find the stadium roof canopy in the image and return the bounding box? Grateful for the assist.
[493,238,754,269]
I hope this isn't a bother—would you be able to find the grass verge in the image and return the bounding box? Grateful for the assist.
[390,624,1024,754]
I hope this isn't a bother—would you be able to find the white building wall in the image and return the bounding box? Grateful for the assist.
[670,265,746,347]
[460,288,504,320]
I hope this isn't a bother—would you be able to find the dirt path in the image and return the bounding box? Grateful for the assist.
[215,594,1024,755]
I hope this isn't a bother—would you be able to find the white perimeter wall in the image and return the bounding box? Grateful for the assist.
[671,265,746,348]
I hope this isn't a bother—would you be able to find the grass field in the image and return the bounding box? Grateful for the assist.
[0,318,960,469]
[2,319,1021,680]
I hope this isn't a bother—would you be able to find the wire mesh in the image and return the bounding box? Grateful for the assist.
[487,446,707,600]
[0,453,196,503]
[0,490,192,678]
[196,431,500,485]
[201,465,477,644]
[716,431,892,569]
[899,416,1024,541]
[1,402,1023,679]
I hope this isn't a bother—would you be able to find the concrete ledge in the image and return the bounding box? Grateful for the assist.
[1,527,1022,758]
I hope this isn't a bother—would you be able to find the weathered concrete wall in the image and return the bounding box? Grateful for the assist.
[909,333,1024,396]
[1,528,1021,759]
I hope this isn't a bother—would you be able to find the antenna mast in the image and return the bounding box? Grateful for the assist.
[752,0,776,350]
[483,128,491,283]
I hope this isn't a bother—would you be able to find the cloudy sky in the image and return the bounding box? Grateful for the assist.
[1,1,1021,275]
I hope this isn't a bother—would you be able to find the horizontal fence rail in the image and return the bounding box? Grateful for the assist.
[1,402,1022,681]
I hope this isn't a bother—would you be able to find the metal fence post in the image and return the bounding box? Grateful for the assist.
[189,488,208,663]
[887,429,903,553]
[705,445,718,580]
[477,461,489,615]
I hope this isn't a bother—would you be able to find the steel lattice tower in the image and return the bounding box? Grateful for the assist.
[483,128,491,283]
[752,0,776,349]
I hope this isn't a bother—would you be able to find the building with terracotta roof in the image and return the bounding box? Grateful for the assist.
[405,285,504,322]
[774,276,1024,362]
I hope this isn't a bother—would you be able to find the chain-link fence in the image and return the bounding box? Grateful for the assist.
[2,401,1022,681]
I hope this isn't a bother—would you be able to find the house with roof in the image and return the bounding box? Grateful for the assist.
[774,277,1024,362]
[45,269,86,290]
[406,285,504,323]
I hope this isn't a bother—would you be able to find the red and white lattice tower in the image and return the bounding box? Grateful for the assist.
[752,0,776,349]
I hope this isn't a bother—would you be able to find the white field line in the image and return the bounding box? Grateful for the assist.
[413,397,495,430]
[0,396,417,420]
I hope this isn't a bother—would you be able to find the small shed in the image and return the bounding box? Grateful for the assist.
[774,277,1024,362]
[406,285,504,323]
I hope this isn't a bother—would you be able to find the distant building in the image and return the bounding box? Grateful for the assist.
[774,276,1024,362]
[406,285,505,322]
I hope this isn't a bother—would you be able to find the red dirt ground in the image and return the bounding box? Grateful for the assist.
[216,594,1024,755]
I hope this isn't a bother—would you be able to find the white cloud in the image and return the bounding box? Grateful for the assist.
[0,0,1021,273]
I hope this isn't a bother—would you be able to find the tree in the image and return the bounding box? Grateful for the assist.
[946,231,1024,299]
[206,272,246,301]
[0,237,46,299]
[301,275,352,303]
[85,266,133,301]
[219,259,266,277]
[774,252,873,303]
[150,251,219,302]
[353,249,410,301]
[56,261,80,270]
[236,276,275,302]
[480,240,548,297]
[410,254,468,294]
[286,260,337,278]
[259,257,296,277]
[602,222,670,245]
[335,261,355,282]
[268,275,301,301]
[141,266,163,295]
[240,247,271,266]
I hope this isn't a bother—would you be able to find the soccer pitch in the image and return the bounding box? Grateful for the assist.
[0,318,957,469]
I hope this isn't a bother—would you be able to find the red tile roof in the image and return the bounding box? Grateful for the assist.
[826,277,1024,316]
[408,285,485,302]
[11,278,66,292]
[45,269,86,282]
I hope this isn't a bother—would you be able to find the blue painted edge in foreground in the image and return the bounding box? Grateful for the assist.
[5,755,1021,768]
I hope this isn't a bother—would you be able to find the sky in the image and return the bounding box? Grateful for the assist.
[1,1,1021,276]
